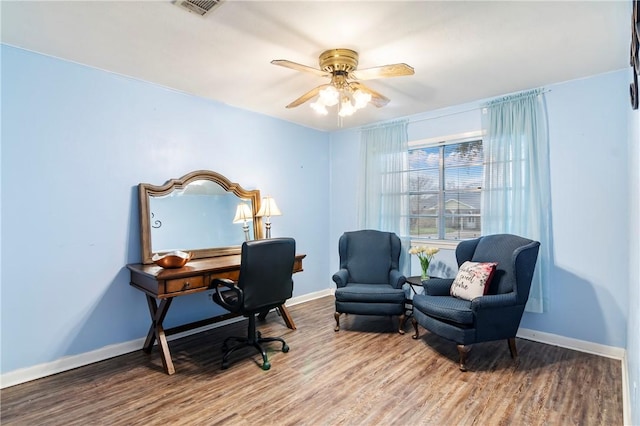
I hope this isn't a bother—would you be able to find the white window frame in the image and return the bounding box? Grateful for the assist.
[407,130,484,249]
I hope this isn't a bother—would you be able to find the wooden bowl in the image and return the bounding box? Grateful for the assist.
[152,251,193,269]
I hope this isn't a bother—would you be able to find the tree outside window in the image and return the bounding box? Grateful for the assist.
[407,139,483,241]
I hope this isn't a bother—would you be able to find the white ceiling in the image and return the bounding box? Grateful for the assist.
[1,0,632,131]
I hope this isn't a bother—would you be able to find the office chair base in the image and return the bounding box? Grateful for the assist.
[220,330,289,370]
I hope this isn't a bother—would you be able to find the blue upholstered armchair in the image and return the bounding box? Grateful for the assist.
[332,230,407,334]
[411,234,540,371]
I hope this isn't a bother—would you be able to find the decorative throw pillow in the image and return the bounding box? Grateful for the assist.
[450,261,498,301]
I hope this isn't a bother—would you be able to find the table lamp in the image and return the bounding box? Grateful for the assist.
[255,196,282,239]
[233,203,253,241]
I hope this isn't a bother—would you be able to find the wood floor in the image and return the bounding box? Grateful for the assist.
[1,296,623,425]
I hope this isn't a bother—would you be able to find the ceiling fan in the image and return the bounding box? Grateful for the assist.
[271,48,414,117]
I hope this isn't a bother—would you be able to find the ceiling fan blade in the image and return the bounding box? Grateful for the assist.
[286,84,330,108]
[350,63,415,81]
[271,59,330,78]
[350,82,390,108]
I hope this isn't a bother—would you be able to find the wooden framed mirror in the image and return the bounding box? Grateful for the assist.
[138,170,263,264]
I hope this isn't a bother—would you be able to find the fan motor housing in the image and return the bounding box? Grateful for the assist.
[319,49,359,73]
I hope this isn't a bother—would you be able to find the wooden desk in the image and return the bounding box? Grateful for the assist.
[127,253,306,374]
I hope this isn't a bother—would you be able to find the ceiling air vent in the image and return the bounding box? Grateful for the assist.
[173,0,221,16]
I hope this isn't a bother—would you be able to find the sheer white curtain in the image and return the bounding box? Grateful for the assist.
[481,89,552,313]
[357,120,410,275]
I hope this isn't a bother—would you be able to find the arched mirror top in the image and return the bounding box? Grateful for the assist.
[138,170,263,264]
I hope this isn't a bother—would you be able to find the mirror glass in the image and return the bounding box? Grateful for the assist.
[138,170,262,264]
[149,180,254,251]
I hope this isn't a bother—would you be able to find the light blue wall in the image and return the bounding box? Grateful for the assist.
[328,128,360,278]
[329,70,631,349]
[1,45,330,373]
[520,71,629,347]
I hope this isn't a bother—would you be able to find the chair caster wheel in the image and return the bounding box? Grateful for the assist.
[221,362,229,370]
[262,361,271,370]
[282,344,290,353]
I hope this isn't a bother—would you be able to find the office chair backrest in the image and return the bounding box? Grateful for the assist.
[238,238,296,312]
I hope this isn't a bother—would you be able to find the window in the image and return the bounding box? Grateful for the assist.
[407,138,483,241]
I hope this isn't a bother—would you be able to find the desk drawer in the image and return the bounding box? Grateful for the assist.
[165,276,205,293]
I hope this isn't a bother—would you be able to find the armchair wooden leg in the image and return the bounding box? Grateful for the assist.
[457,345,471,372]
[334,312,341,332]
[508,337,518,359]
[397,314,406,335]
[411,317,419,339]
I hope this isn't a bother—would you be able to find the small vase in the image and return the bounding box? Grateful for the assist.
[421,270,429,281]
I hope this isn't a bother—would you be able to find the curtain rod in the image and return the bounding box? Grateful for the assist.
[405,88,551,126]
[361,119,408,131]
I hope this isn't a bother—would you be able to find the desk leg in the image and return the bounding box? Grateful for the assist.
[257,305,297,330]
[142,295,175,375]
[277,305,296,330]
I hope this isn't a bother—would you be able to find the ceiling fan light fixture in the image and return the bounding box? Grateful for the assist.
[353,89,372,109]
[312,86,372,117]
[310,101,329,115]
[319,85,339,106]
[338,96,356,117]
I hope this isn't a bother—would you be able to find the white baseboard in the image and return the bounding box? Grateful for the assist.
[288,288,333,306]
[622,352,632,426]
[0,291,332,389]
[517,327,625,360]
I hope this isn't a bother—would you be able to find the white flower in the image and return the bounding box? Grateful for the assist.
[409,245,440,275]
[409,245,440,258]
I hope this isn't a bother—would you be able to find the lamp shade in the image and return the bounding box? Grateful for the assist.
[256,196,282,217]
[233,203,253,223]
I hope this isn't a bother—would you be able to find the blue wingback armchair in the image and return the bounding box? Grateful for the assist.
[332,230,407,334]
[411,233,540,371]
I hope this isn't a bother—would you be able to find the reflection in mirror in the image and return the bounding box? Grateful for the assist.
[149,181,255,251]
[138,170,263,264]
[232,203,253,241]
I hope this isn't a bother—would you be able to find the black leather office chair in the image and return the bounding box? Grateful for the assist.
[211,238,295,370]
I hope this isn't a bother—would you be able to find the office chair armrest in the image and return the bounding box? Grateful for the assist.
[424,278,454,296]
[210,278,243,313]
[389,269,406,289]
[211,278,235,289]
[470,292,516,310]
[332,269,349,287]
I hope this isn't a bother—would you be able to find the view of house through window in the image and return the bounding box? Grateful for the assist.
[407,139,483,241]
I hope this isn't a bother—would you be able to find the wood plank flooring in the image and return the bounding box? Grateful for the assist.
[1,296,623,425]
